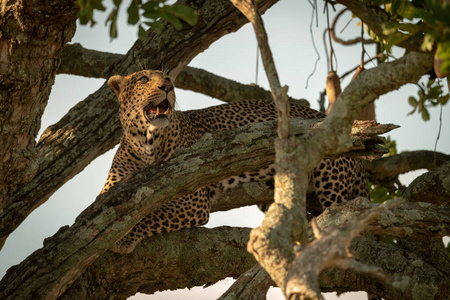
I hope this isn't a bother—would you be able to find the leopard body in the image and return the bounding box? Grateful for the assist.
[103,70,368,253]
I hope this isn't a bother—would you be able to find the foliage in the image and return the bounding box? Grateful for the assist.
[77,0,198,39]
[369,181,403,203]
[365,0,450,74]
[407,77,449,121]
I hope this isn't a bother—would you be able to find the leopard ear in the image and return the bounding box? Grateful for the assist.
[108,75,124,97]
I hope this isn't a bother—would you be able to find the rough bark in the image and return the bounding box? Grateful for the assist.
[0,0,281,250]
[217,264,272,300]
[57,42,123,78]
[284,199,399,299]
[0,119,394,300]
[365,150,450,186]
[315,198,449,240]
[403,160,450,206]
[60,226,256,300]
[319,235,450,300]
[0,0,78,209]
[46,198,450,300]
[56,43,310,106]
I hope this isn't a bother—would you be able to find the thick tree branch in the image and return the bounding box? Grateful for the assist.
[59,226,256,299]
[365,150,450,186]
[285,199,400,299]
[0,0,78,209]
[57,43,123,78]
[176,66,309,106]
[0,119,393,299]
[315,198,450,240]
[57,43,309,106]
[403,160,450,206]
[48,198,450,299]
[0,0,281,250]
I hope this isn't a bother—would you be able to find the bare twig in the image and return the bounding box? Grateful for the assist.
[230,0,310,290]
[329,8,375,46]
[230,0,290,139]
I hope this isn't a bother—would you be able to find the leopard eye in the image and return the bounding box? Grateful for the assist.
[139,76,149,83]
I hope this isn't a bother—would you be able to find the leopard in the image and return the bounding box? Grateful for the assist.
[102,70,369,253]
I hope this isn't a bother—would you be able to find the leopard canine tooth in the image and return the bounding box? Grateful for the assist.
[156,106,160,115]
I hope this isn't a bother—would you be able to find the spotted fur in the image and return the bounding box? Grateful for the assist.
[103,70,369,253]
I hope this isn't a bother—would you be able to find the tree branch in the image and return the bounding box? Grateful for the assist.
[60,226,256,299]
[0,0,281,250]
[45,198,450,299]
[57,43,123,78]
[0,119,394,299]
[57,43,310,106]
[176,66,310,106]
[218,264,272,300]
[365,150,450,186]
[285,199,400,300]
[329,8,375,46]
[403,160,450,206]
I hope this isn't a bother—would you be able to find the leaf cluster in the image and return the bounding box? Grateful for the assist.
[77,0,198,39]
[408,77,449,121]
[365,0,450,74]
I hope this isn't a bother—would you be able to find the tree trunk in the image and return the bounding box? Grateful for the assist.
[0,0,78,209]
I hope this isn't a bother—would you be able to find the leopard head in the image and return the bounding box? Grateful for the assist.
[108,70,176,132]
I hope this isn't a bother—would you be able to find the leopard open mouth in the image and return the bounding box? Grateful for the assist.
[143,99,170,122]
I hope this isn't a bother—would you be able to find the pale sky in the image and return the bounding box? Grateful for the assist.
[1,1,448,299]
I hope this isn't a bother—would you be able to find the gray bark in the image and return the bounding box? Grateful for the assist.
[55,198,450,300]
[0,0,78,211]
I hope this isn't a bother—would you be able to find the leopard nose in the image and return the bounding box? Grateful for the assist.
[158,84,174,93]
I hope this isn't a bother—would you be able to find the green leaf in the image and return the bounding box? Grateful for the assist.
[77,0,106,26]
[106,9,119,38]
[408,96,418,107]
[439,94,450,105]
[160,9,183,30]
[165,4,198,26]
[384,136,397,156]
[381,22,399,35]
[422,107,430,121]
[386,32,411,52]
[142,10,160,19]
[127,0,141,25]
[141,20,163,34]
[138,24,148,39]
[421,33,435,51]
